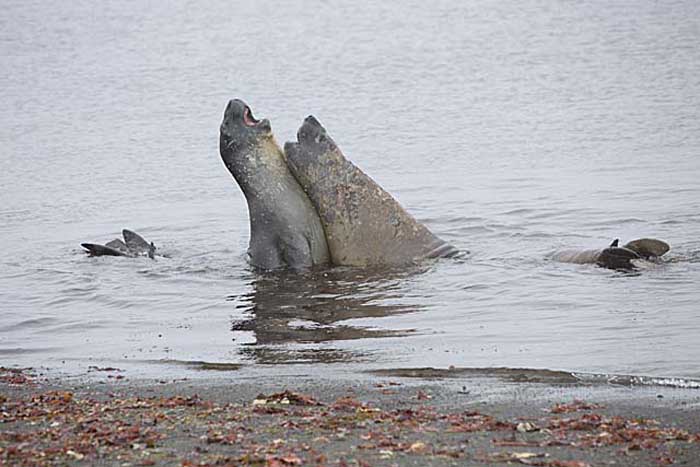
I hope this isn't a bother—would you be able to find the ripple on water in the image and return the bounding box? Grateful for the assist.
[0,317,59,333]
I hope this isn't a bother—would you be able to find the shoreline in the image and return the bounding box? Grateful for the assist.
[2,367,700,466]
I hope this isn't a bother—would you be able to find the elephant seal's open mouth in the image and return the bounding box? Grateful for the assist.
[242,105,260,127]
[219,99,271,146]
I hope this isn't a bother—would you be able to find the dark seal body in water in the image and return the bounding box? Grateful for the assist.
[82,229,156,258]
[552,238,670,270]
[219,100,330,270]
[284,116,457,267]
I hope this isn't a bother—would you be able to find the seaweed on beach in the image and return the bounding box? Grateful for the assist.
[1,367,699,466]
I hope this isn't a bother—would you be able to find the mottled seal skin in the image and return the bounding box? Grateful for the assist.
[284,116,457,267]
[552,238,669,270]
[123,229,153,255]
[219,100,329,270]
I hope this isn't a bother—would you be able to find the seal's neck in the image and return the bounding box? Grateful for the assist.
[233,138,292,200]
[233,138,312,239]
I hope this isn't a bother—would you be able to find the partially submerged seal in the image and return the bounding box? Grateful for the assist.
[284,116,457,267]
[552,238,670,270]
[219,100,330,270]
[623,238,670,259]
[82,229,156,258]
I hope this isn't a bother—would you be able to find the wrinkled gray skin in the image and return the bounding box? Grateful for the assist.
[219,100,329,270]
[552,238,670,270]
[82,229,156,259]
[284,116,457,267]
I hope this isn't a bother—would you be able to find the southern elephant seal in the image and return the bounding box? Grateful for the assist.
[219,99,330,270]
[552,238,670,270]
[624,238,670,258]
[284,116,457,267]
[82,229,156,258]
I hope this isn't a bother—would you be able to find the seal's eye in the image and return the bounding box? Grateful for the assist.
[243,107,260,127]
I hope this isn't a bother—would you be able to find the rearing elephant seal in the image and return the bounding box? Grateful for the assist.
[284,116,457,267]
[219,100,330,270]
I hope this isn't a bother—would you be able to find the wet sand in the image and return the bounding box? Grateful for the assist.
[2,366,700,466]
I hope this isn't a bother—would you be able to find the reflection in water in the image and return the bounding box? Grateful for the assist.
[228,266,428,364]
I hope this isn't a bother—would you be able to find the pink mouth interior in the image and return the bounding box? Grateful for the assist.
[243,107,260,127]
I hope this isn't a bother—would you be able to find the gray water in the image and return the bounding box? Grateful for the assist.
[2,0,699,382]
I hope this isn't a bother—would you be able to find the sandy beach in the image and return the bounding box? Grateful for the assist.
[2,366,700,466]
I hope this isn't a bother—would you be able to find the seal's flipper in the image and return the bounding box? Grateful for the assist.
[148,242,156,259]
[81,243,130,257]
[624,238,670,259]
[610,239,619,247]
[105,239,130,254]
[596,247,640,270]
[123,229,151,254]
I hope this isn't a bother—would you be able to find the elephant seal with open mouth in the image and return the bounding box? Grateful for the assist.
[219,100,329,270]
[284,116,457,267]
[552,238,670,270]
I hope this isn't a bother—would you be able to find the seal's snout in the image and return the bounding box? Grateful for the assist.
[224,99,244,120]
[221,99,243,138]
[225,99,235,114]
[304,115,322,127]
[297,115,326,144]
[221,98,270,139]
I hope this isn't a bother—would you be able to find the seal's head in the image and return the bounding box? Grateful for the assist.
[219,99,273,174]
[297,116,338,150]
[596,246,640,270]
[624,238,670,259]
[284,116,340,176]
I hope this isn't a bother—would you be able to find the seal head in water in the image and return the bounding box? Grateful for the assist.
[219,99,329,270]
[284,115,456,267]
[82,229,156,259]
[623,238,670,258]
[552,238,669,270]
[596,239,641,270]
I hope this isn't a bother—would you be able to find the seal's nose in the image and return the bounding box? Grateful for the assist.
[224,99,238,117]
[304,115,321,127]
[224,99,247,117]
[298,115,324,143]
